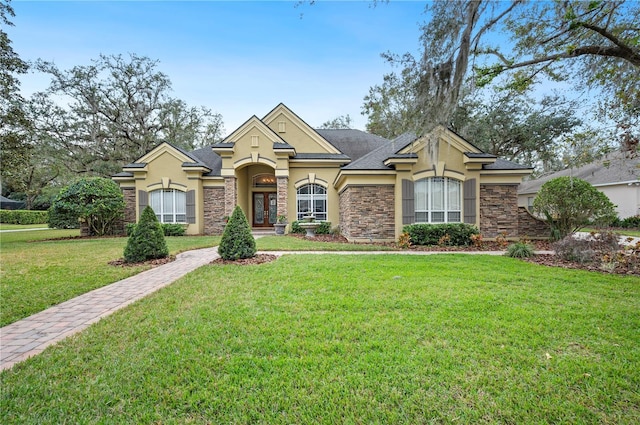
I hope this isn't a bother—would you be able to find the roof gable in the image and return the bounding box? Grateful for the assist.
[262,103,341,154]
[220,115,287,147]
[131,142,203,167]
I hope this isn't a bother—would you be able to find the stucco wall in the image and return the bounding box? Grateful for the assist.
[339,185,395,241]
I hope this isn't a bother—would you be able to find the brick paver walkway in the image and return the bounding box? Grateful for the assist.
[0,247,219,371]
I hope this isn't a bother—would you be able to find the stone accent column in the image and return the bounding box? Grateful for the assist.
[224,176,237,217]
[277,176,288,218]
[122,188,136,224]
[203,187,226,235]
[479,184,519,238]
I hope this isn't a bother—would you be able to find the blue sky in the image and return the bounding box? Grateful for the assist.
[10,0,428,132]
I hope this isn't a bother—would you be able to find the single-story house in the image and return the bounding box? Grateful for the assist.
[518,152,640,219]
[114,103,547,241]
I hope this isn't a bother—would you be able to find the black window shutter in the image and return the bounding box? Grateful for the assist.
[402,179,415,225]
[186,190,196,224]
[463,178,476,224]
[138,190,148,219]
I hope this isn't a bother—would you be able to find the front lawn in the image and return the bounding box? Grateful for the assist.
[2,255,638,423]
[0,229,220,326]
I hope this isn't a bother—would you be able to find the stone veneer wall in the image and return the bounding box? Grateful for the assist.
[224,177,237,217]
[277,177,288,217]
[479,184,519,238]
[517,206,550,239]
[203,187,226,235]
[123,188,136,224]
[339,185,395,241]
[110,187,137,236]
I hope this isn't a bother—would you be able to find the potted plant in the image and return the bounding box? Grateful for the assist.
[274,215,287,235]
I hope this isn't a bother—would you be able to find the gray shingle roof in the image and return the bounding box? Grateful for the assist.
[315,129,391,162]
[189,145,222,176]
[518,152,640,194]
[484,158,533,170]
[342,133,415,170]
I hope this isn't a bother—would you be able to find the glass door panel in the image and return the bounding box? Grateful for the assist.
[254,193,264,225]
[268,193,277,224]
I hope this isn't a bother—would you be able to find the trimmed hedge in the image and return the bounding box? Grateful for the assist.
[290,221,332,235]
[126,222,186,237]
[0,210,48,225]
[402,223,479,246]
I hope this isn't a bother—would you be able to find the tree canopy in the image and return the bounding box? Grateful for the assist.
[363,0,639,161]
[34,54,225,176]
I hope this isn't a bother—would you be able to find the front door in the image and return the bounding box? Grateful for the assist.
[253,192,277,227]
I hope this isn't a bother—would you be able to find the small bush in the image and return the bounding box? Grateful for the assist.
[218,206,256,260]
[290,221,332,235]
[123,206,169,263]
[505,242,535,258]
[620,215,640,229]
[161,223,187,236]
[397,232,412,249]
[402,223,479,246]
[0,209,48,225]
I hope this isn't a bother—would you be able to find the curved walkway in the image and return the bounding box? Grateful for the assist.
[1,247,552,371]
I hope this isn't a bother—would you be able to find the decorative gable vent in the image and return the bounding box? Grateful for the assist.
[278,121,286,133]
[251,135,259,147]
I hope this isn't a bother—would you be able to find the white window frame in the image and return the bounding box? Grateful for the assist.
[414,177,462,223]
[296,184,327,221]
[149,189,187,224]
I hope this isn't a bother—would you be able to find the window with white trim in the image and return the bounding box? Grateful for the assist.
[296,184,327,221]
[149,189,186,223]
[414,177,461,223]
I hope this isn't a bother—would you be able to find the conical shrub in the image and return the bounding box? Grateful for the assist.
[124,206,169,263]
[218,205,256,260]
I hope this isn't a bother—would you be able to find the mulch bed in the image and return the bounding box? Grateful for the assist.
[108,255,176,267]
[211,254,278,266]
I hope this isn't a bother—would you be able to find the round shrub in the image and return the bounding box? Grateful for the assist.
[123,206,169,263]
[533,177,616,240]
[218,206,256,260]
[49,177,125,235]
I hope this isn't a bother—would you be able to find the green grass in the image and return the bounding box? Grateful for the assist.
[256,235,397,251]
[583,227,640,237]
[1,255,638,423]
[0,223,49,230]
[0,229,220,326]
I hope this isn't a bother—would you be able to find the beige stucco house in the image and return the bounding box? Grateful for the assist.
[114,103,545,241]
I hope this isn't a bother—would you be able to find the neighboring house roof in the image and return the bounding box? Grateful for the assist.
[518,152,640,194]
[0,195,25,210]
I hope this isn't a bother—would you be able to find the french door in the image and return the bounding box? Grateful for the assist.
[253,192,277,227]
